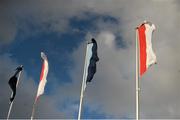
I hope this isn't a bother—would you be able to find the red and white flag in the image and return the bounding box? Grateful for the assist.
[137,21,157,76]
[36,52,49,100]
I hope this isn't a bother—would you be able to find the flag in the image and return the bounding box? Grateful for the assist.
[86,38,99,83]
[83,38,99,90]
[36,52,49,100]
[83,38,99,91]
[78,39,99,120]
[8,65,23,102]
[137,21,157,76]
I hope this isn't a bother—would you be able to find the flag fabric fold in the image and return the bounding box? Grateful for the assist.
[8,65,23,102]
[137,21,157,76]
[36,52,49,100]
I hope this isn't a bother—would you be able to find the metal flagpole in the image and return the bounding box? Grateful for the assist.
[78,43,88,120]
[136,29,140,120]
[30,98,37,120]
[31,80,39,120]
[7,69,23,120]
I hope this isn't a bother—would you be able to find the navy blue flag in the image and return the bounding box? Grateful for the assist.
[8,65,23,102]
[86,38,99,83]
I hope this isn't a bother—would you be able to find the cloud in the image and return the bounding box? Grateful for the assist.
[0,0,96,46]
[1,0,180,119]
[0,1,17,46]
[68,31,134,118]
[66,0,180,118]
[0,54,65,119]
[0,18,17,46]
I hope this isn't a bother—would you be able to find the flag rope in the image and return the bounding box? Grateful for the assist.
[7,70,22,120]
[78,44,88,120]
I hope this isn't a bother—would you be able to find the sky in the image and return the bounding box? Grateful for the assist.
[1,0,180,119]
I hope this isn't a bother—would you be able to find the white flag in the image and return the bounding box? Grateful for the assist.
[36,52,49,100]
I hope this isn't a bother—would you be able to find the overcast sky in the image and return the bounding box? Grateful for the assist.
[1,0,180,119]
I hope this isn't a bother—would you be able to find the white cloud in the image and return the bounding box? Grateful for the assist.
[0,54,65,119]
[67,0,180,118]
[1,0,180,119]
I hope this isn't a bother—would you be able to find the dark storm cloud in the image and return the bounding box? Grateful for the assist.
[0,0,17,46]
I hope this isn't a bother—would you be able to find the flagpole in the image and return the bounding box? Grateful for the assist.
[78,43,88,120]
[30,98,37,120]
[7,70,22,120]
[31,85,39,120]
[136,29,140,120]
